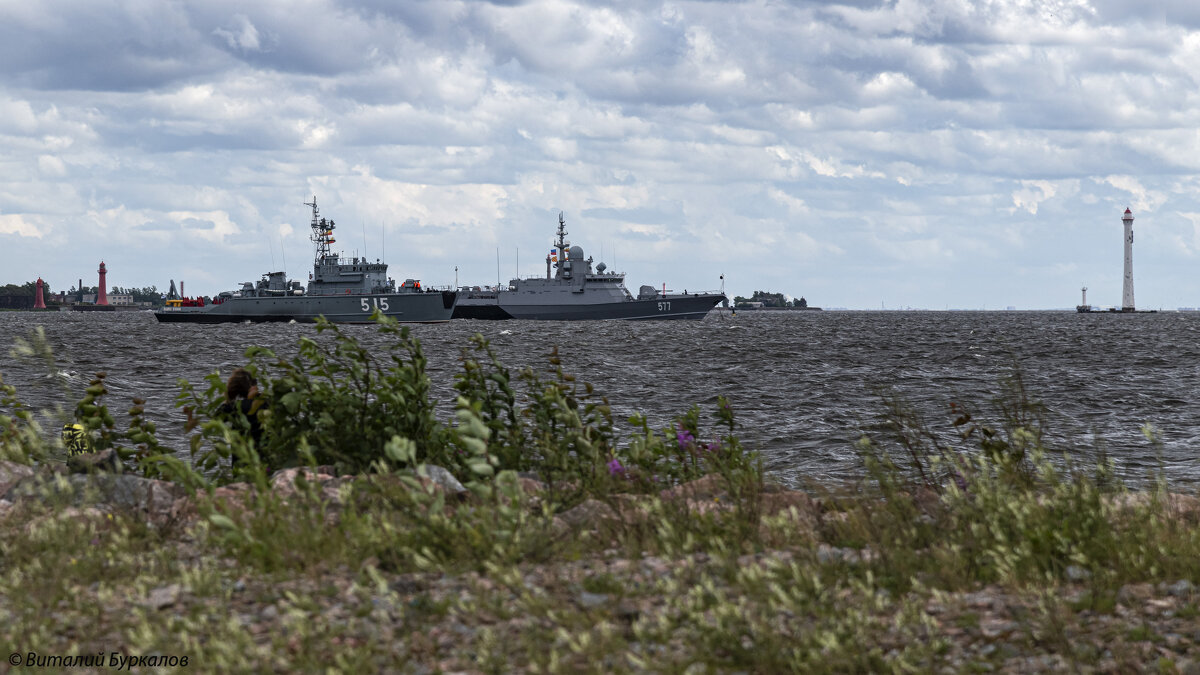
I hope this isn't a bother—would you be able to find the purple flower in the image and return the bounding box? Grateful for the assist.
[676,427,695,449]
[704,441,721,453]
[607,457,625,476]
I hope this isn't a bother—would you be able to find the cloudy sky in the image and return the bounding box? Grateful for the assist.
[2,0,1199,309]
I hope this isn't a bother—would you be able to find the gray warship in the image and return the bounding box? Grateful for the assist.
[453,213,725,320]
[155,197,456,324]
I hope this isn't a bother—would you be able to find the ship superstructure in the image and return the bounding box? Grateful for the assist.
[155,197,456,324]
[454,213,724,320]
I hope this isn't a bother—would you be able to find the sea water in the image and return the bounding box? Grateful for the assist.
[2,309,1197,487]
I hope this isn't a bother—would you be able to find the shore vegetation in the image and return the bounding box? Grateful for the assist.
[1,315,1198,672]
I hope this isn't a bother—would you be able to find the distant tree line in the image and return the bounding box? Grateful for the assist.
[0,281,54,309]
[734,290,791,308]
[109,285,165,306]
[0,281,51,297]
[0,279,54,309]
[56,284,165,306]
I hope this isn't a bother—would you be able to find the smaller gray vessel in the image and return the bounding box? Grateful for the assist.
[453,213,725,320]
[155,197,456,324]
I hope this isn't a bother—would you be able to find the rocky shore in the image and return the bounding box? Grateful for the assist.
[4,456,1200,673]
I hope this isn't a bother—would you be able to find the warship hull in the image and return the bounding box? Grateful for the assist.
[154,196,457,325]
[453,211,724,321]
[453,293,723,321]
[155,292,456,324]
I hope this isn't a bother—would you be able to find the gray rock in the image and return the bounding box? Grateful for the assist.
[816,544,872,565]
[816,544,840,564]
[616,601,640,621]
[67,449,122,474]
[1117,583,1154,605]
[422,465,466,494]
[1065,565,1092,581]
[3,472,185,522]
[979,617,1018,639]
[0,460,34,495]
[558,499,618,528]
[145,584,181,610]
[550,499,620,538]
[996,643,1020,660]
[1168,579,1195,597]
[579,591,609,609]
[269,467,340,502]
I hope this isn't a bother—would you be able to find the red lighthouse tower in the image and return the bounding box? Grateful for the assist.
[97,261,109,305]
[33,277,46,309]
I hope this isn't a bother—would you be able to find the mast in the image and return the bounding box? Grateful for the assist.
[555,211,568,252]
[554,212,569,278]
[306,196,336,267]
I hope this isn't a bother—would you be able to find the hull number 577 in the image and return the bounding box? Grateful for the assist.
[657,301,671,311]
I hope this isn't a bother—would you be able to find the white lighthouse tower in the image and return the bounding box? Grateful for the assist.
[1121,208,1135,312]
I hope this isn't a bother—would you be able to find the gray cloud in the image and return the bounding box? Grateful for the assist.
[1,0,1198,308]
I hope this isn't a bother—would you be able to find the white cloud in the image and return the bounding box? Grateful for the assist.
[297,120,336,149]
[37,155,66,177]
[1098,176,1168,213]
[1010,180,1058,215]
[768,188,807,218]
[1,0,1200,307]
[0,214,44,238]
[0,98,40,134]
[213,14,264,53]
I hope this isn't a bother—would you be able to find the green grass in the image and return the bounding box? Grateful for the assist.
[3,320,1200,671]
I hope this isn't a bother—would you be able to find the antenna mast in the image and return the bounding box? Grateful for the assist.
[306,196,336,266]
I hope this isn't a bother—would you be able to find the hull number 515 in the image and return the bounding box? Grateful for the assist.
[657,301,671,311]
[360,297,390,312]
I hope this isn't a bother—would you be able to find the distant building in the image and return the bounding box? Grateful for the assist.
[109,293,134,306]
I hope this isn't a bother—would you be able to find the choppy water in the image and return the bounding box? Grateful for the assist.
[2,309,1198,487]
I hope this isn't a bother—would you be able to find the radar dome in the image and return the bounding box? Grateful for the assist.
[569,245,584,262]
[596,262,607,273]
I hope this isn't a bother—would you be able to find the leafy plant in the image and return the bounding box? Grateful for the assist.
[178,314,447,477]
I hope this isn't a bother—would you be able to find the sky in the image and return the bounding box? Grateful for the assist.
[3,0,1200,310]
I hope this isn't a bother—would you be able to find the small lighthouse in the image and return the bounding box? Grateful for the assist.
[33,277,46,309]
[1121,208,1135,312]
[97,261,109,306]
[1075,285,1094,313]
